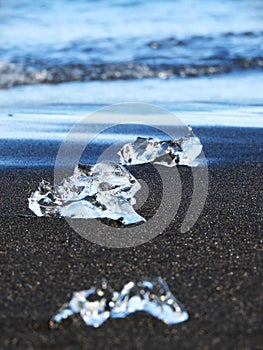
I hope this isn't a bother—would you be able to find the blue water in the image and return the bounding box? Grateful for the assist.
[0,0,262,129]
[0,0,262,86]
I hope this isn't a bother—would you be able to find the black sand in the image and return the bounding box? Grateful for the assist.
[0,127,262,349]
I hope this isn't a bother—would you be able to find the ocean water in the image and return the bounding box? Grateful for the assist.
[1,0,263,86]
[0,0,262,133]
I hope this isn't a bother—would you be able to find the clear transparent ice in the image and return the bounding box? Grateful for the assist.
[28,161,145,225]
[118,126,202,167]
[50,277,189,328]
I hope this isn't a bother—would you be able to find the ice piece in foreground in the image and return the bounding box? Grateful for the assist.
[49,277,189,329]
[118,126,202,167]
[28,162,145,225]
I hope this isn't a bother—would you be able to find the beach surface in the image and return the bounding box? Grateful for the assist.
[0,127,262,350]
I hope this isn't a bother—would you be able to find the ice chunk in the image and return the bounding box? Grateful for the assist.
[49,278,189,329]
[118,126,202,167]
[28,162,145,225]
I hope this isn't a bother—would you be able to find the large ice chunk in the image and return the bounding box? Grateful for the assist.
[118,126,202,167]
[49,277,189,329]
[28,162,145,225]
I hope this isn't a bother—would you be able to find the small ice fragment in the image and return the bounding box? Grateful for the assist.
[118,126,202,167]
[28,161,145,225]
[49,278,189,329]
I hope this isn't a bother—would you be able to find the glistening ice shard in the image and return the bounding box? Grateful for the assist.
[28,162,145,224]
[49,277,189,328]
[118,126,202,167]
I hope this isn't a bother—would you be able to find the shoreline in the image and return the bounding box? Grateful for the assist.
[1,71,263,111]
[1,126,262,167]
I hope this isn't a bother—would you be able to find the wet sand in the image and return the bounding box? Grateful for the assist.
[0,127,262,349]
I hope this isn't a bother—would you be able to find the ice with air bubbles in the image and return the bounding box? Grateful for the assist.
[118,126,202,167]
[28,161,145,225]
[49,277,189,328]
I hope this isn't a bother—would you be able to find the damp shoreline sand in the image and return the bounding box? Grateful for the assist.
[0,126,262,349]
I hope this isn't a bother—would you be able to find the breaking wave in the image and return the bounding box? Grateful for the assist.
[1,32,262,88]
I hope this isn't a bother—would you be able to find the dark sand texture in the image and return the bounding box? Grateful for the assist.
[0,127,262,349]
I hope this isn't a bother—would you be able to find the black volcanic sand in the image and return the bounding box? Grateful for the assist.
[0,127,262,350]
